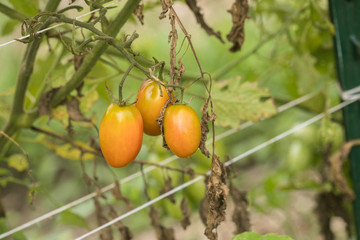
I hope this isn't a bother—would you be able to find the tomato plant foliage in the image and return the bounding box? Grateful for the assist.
[0,0,352,239]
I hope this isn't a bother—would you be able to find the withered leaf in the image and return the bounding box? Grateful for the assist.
[74,54,84,71]
[113,180,134,209]
[159,0,173,19]
[156,100,172,150]
[199,100,211,158]
[160,176,176,203]
[94,197,113,240]
[149,206,175,240]
[329,139,360,201]
[180,197,191,230]
[199,192,209,226]
[227,0,249,52]
[134,4,144,25]
[230,183,250,234]
[109,206,133,240]
[185,0,224,43]
[168,12,178,85]
[66,96,90,122]
[315,192,352,240]
[204,154,228,240]
[38,88,60,117]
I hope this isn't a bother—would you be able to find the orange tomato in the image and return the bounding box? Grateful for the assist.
[99,103,143,168]
[135,80,171,136]
[163,104,201,158]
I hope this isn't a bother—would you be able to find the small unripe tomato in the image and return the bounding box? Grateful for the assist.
[99,103,143,168]
[135,80,171,136]
[163,104,201,158]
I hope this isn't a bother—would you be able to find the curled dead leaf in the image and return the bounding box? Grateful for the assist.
[329,139,360,201]
[227,0,249,52]
[180,197,191,230]
[230,183,250,234]
[185,0,224,43]
[134,4,144,25]
[159,0,173,19]
[204,154,228,240]
[149,206,175,240]
[109,206,133,240]
[199,100,211,158]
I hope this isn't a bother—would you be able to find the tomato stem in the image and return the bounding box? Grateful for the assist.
[119,63,135,105]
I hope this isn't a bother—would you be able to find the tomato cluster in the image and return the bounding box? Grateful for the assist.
[99,80,201,168]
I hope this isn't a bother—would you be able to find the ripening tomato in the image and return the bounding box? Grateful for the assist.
[135,80,171,136]
[99,103,143,168]
[163,104,201,158]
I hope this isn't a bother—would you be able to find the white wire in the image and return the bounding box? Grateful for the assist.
[0,92,318,239]
[75,95,360,240]
[0,0,121,48]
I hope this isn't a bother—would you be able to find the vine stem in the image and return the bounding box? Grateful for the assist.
[118,63,135,104]
[133,159,204,177]
[0,0,62,153]
[0,3,28,21]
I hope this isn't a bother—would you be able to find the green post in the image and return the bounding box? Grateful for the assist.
[329,0,360,238]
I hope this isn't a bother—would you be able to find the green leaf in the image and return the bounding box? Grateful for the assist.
[48,62,73,89]
[8,154,29,172]
[292,54,324,94]
[60,211,89,229]
[12,231,27,240]
[212,77,277,128]
[1,20,19,36]
[0,218,7,233]
[0,168,11,177]
[233,232,294,240]
[8,0,39,16]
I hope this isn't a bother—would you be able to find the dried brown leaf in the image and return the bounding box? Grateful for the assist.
[74,54,84,71]
[113,180,134,209]
[109,206,133,240]
[199,192,209,225]
[204,154,228,240]
[329,139,360,201]
[134,4,144,25]
[230,183,250,234]
[315,192,352,240]
[185,0,224,43]
[169,11,178,84]
[38,88,60,117]
[227,0,249,52]
[156,100,172,150]
[66,97,90,122]
[160,176,176,203]
[199,100,211,158]
[180,197,191,229]
[149,206,175,240]
[94,197,113,240]
[175,57,185,85]
[159,0,173,19]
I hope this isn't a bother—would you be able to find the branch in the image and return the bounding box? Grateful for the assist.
[0,3,29,22]
[133,159,204,177]
[50,0,142,107]
[30,126,102,157]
